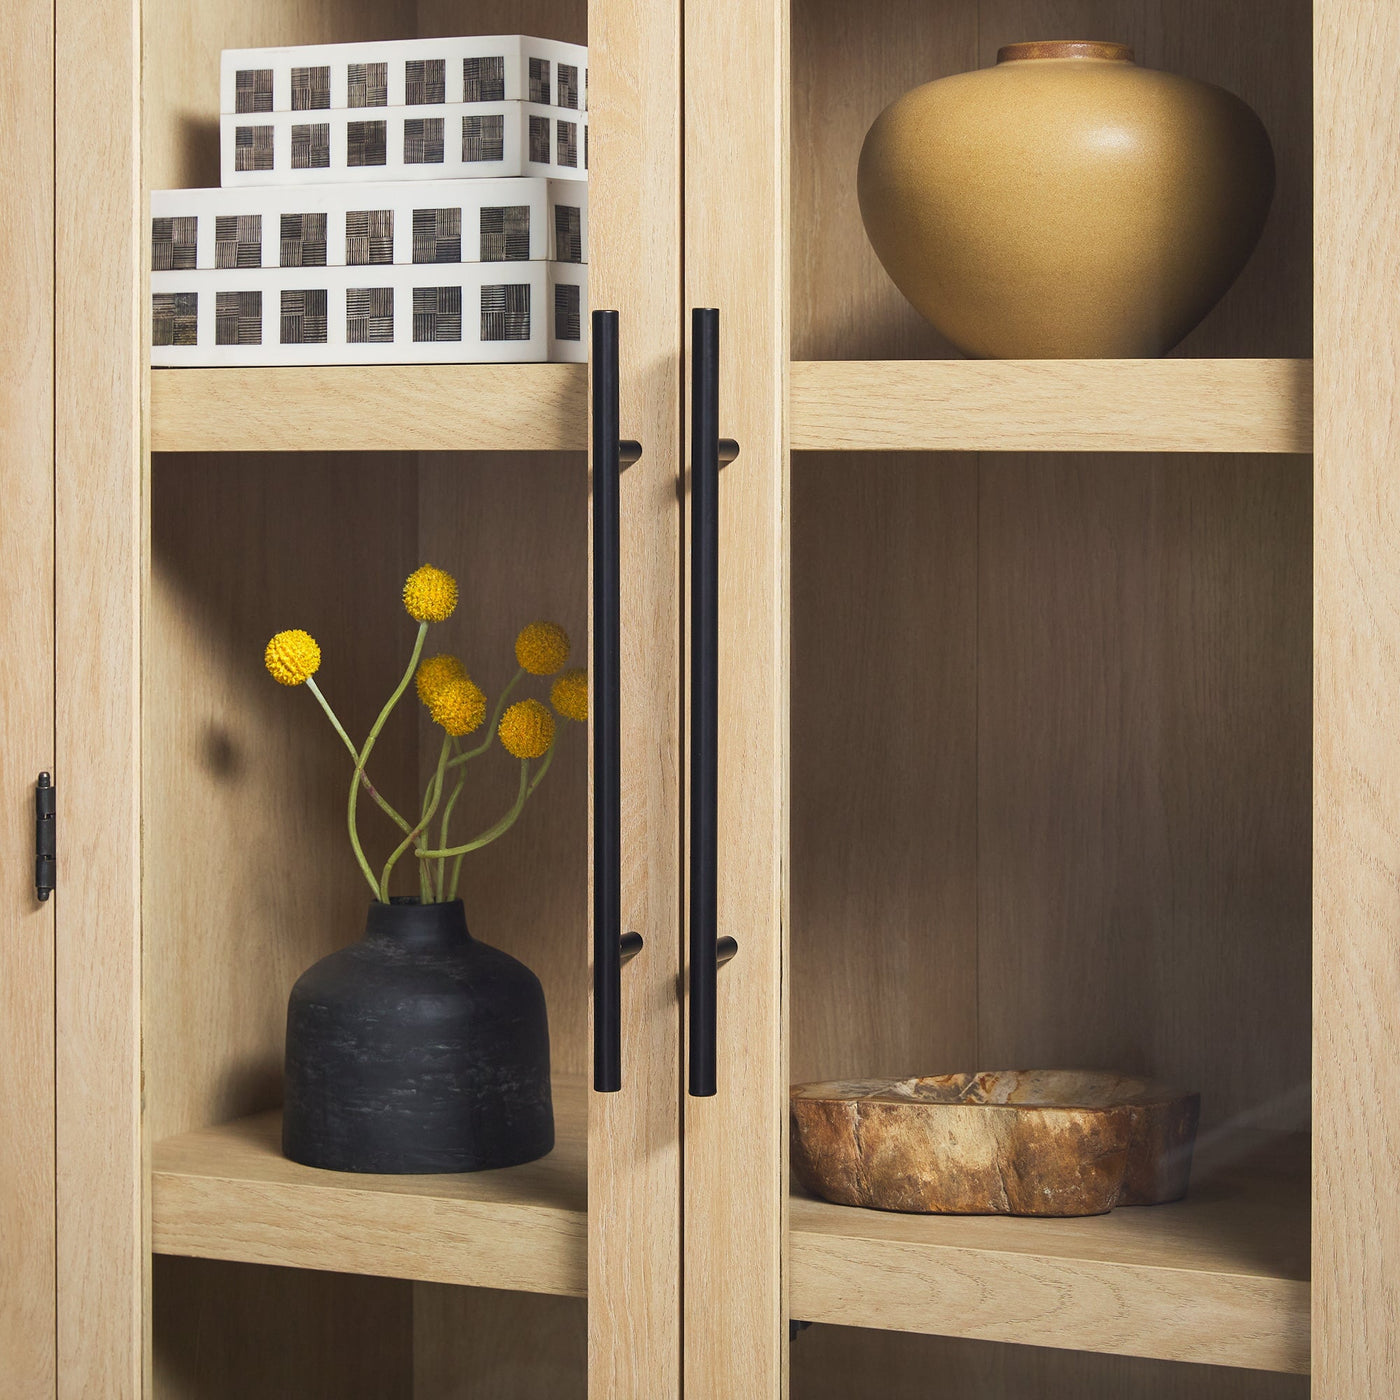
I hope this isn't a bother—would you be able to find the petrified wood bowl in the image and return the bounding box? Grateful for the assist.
[790,1071,1199,1217]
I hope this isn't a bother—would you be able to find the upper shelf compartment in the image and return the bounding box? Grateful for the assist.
[150,363,586,452]
[791,0,1312,364]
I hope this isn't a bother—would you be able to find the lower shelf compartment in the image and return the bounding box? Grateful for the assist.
[789,1132,1309,1375]
[151,1074,587,1298]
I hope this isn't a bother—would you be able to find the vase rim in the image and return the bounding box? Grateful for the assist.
[365,896,471,947]
[996,41,1135,65]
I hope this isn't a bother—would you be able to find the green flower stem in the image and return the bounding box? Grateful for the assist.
[306,677,412,837]
[380,730,451,901]
[418,759,529,863]
[433,669,524,901]
[445,745,557,900]
[446,668,523,770]
[350,621,428,902]
[434,740,469,902]
[306,677,379,896]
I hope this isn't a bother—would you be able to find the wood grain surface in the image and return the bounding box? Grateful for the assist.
[145,453,421,1145]
[791,1327,1309,1400]
[0,0,55,1385]
[56,0,145,1389]
[151,366,588,454]
[1313,4,1400,1399]
[413,1285,586,1400]
[152,1079,587,1295]
[685,0,793,1395]
[790,1133,1309,1373]
[416,450,588,1080]
[789,360,1313,454]
[153,1257,413,1400]
[585,0,687,1395]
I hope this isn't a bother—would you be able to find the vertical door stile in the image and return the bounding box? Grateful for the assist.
[1313,3,1400,1397]
[0,0,56,1385]
[587,0,686,1395]
[683,0,791,1396]
[54,0,145,1391]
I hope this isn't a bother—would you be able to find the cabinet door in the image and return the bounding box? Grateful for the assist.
[684,5,1319,1400]
[0,0,56,1389]
[588,0,686,1396]
[682,2,790,1397]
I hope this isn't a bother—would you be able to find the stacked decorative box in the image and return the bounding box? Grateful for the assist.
[151,35,588,366]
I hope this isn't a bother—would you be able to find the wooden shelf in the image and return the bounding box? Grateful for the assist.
[149,363,587,454]
[789,359,1313,454]
[151,1075,587,1297]
[789,1132,1309,1375]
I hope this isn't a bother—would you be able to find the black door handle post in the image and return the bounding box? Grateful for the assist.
[689,308,738,1097]
[592,310,642,1093]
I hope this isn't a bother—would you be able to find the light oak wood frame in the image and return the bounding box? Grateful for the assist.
[1313,3,1400,1396]
[587,0,687,1396]
[55,0,145,1390]
[0,0,56,1388]
[683,1,792,1398]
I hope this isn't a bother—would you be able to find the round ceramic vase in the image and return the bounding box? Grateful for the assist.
[857,41,1276,358]
[283,897,554,1174]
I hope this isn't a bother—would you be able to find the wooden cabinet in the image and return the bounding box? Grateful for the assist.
[9,0,1396,1395]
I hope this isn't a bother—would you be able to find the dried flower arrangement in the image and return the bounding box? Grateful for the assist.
[264,562,585,905]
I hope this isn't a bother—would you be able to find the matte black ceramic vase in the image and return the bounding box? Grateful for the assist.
[283,897,553,1173]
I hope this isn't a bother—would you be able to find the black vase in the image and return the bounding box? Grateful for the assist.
[282,898,553,1173]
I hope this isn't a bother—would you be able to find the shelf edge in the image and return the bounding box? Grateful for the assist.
[150,363,589,454]
[151,1168,587,1297]
[789,1228,1309,1374]
[789,358,1314,454]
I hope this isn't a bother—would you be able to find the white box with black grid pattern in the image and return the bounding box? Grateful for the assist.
[150,262,586,365]
[222,100,587,186]
[151,179,588,269]
[221,35,586,114]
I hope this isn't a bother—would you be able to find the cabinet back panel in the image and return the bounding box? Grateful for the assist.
[790,0,1312,360]
[790,455,980,1079]
[413,1283,586,1399]
[143,0,418,192]
[153,1257,413,1399]
[417,452,589,1080]
[143,0,585,191]
[791,452,1312,1133]
[145,453,421,1144]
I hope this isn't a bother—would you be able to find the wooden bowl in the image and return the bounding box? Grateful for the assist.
[790,1071,1199,1217]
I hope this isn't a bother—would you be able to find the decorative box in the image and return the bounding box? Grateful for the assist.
[221,35,587,115]
[221,101,587,187]
[151,179,587,270]
[149,262,587,366]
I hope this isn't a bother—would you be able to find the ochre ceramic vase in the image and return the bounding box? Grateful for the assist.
[857,41,1275,358]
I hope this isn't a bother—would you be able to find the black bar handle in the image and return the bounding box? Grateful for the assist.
[689,309,739,1097]
[592,310,642,1093]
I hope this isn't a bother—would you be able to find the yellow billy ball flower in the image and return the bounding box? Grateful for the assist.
[429,676,487,737]
[515,620,570,675]
[264,629,321,686]
[416,653,466,706]
[499,698,555,759]
[403,564,459,623]
[550,668,588,722]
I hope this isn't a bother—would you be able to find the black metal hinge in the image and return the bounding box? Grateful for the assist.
[35,772,55,901]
